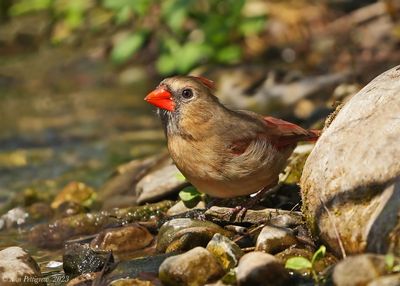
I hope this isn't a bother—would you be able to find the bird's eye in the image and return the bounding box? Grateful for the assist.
[181,89,193,99]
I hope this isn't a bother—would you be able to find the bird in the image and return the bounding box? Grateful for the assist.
[144,75,319,199]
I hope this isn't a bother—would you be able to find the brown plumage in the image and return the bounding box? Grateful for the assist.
[145,76,319,198]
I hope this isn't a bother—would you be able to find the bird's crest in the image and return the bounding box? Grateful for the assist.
[190,76,215,90]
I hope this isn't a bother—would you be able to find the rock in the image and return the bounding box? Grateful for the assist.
[301,65,400,255]
[0,207,29,230]
[332,254,389,286]
[90,224,153,253]
[205,206,303,225]
[110,278,155,286]
[136,163,188,204]
[0,246,44,286]
[29,201,173,248]
[236,252,290,286]
[157,218,232,253]
[367,274,400,286]
[206,233,244,271]
[66,272,99,286]
[255,225,298,254]
[98,153,169,209]
[55,201,87,218]
[51,181,97,210]
[63,243,114,277]
[167,200,206,216]
[159,247,224,286]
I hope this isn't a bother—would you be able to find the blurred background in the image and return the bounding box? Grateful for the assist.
[0,0,399,208]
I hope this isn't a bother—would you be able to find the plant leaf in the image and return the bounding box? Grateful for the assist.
[311,245,326,265]
[285,257,312,270]
[111,31,147,64]
[179,186,201,203]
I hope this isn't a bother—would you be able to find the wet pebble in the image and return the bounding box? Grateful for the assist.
[51,181,97,210]
[0,207,29,230]
[167,200,206,216]
[237,251,290,286]
[255,225,297,254]
[157,218,232,253]
[159,247,224,286]
[206,233,244,271]
[90,224,153,253]
[110,278,155,286]
[332,254,389,286]
[0,246,44,286]
[63,243,114,277]
[66,272,99,286]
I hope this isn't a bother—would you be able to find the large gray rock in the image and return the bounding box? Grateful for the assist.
[301,65,400,255]
[0,246,44,286]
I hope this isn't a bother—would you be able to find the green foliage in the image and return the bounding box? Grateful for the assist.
[285,245,326,282]
[179,186,201,207]
[385,253,400,272]
[6,0,268,75]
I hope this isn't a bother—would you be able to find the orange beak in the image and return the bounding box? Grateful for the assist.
[144,87,175,111]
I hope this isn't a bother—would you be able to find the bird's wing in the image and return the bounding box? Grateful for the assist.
[263,116,320,148]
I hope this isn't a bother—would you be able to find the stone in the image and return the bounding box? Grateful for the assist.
[157,218,232,253]
[236,252,290,286]
[90,224,153,253]
[0,207,29,230]
[63,243,114,277]
[301,65,400,255]
[51,181,97,210]
[66,272,99,286]
[136,163,188,204]
[159,247,224,286]
[167,200,206,216]
[206,233,244,271]
[332,254,389,286]
[0,246,44,286]
[367,274,400,286]
[255,225,298,254]
[110,278,155,286]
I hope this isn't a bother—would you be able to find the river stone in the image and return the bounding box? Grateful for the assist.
[300,65,400,255]
[236,252,290,286]
[206,233,244,271]
[367,273,400,286]
[51,181,97,210]
[332,254,389,286]
[0,246,44,286]
[255,225,298,254]
[157,218,232,253]
[159,247,224,286]
[90,224,153,253]
[136,163,188,204]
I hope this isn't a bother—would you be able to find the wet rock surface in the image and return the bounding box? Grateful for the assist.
[0,246,44,286]
[157,218,232,253]
[159,247,224,286]
[90,224,153,253]
[301,65,400,255]
[206,233,244,271]
[236,251,290,286]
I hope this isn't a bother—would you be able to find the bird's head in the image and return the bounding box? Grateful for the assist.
[145,76,220,134]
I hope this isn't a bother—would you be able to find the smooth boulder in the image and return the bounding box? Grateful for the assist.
[301,65,400,255]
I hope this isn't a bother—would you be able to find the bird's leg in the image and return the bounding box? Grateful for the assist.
[230,183,282,221]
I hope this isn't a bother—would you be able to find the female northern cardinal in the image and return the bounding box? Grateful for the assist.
[145,76,319,198]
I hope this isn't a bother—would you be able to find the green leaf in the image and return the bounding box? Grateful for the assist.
[111,31,147,64]
[385,254,395,270]
[10,0,52,16]
[179,186,201,203]
[156,54,177,75]
[216,45,241,63]
[175,172,186,182]
[240,16,267,36]
[311,245,326,265]
[285,257,312,270]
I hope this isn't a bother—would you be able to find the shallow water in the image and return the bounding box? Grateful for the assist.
[0,47,165,264]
